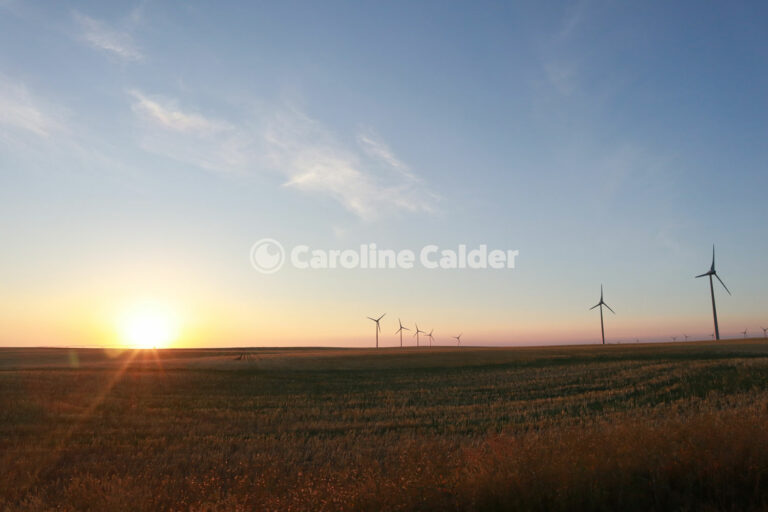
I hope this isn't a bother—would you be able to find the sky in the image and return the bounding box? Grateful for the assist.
[1,1,767,348]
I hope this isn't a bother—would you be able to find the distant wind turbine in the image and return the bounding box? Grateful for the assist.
[589,284,615,345]
[426,329,435,347]
[367,313,385,349]
[741,329,748,338]
[684,334,689,342]
[453,333,462,346]
[696,245,731,341]
[762,327,768,338]
[394,318,410,348]
[414,324,425,347]
[672,336,677,342]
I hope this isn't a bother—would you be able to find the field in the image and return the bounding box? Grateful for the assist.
[3,341,768,511]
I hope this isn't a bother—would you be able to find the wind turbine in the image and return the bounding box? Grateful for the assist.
[684,334,689,342]
[395,318,410,348]
[762,327,768,338]
[452,333,462,346]
[367,313,385,349]
[589,284,615,345]
[414,324,425,347]
[672,336,677,342]
[741,329,748,338]
[425,329,435,347]
[696,245,730,341]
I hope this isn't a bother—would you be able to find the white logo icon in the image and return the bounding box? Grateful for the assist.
[250,239,285,274]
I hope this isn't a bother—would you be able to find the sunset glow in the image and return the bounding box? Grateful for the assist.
[117,301,179,349]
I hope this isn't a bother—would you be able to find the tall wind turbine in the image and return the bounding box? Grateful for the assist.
[414,324,425,347]
[426,329,435,347]
[762,327,767,338]
[367,313,385,349]
[453,333,462,346]
[395,318,410,348]
[684,334,689,342]
[590,285,615,345]
[695,245,730,341]
[741,329,748,338]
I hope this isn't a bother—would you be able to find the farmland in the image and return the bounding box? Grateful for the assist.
[2,341,768,510]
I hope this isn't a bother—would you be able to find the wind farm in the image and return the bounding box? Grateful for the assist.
[2,2,768,511]
[349,244,764,348]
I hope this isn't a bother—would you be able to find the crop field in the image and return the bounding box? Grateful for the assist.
[3,341,768,511]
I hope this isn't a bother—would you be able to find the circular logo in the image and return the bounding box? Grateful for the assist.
[250,238,285,274]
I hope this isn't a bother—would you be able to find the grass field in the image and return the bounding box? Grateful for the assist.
[3,341,768,510]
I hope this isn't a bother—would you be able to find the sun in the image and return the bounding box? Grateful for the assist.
[118,301,180,349]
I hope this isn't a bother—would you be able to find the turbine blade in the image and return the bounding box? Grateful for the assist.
[695,272,710,278]
[714,273,731,295]
[604,303,616,314]
[402,326,410,331]
[377,313,386,321]
[367,317,376,322]
[590,303,600,310]
[711,245,716,271]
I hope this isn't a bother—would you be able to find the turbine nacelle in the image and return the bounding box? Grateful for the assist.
[589,285,615,314]
[695,245,731,295]
[395,318,410,334]
[367,313,385,332]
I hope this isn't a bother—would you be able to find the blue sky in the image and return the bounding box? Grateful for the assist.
[1,1,766,347]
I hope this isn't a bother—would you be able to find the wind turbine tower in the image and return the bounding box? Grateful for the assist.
[367,313,386,349]
[414,324,425,347]
[695,245,731,341]
[395,319,410,348]
[589,284,615,345]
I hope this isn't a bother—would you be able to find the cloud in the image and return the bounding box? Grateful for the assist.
[266,110,435,220]
[357,132,409,173]
[539,1,591,96]
[128,91,437,220]
[128,90,254,175]
[0,77,63,137]
[129,90,231,134]
[74,12,142,61]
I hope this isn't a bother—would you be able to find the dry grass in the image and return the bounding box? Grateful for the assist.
[2,341,768,510]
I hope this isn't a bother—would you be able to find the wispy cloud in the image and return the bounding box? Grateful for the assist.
[129,90,231,134]
[266,111,435,220]
[74,12,142,61]
[128,91,437,220]
[539,0,591,96]
[128,90,255,175]
[0,76,135,178]
[0,77,63,137]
